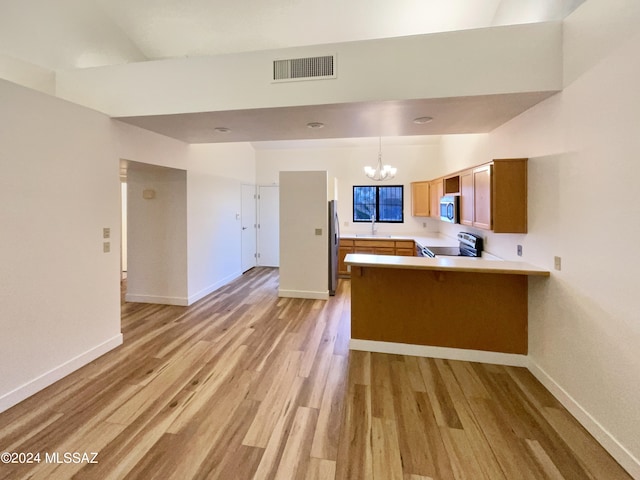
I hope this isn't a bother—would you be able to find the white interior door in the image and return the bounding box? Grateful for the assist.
[241,184,257,272]
[257,185,279,267]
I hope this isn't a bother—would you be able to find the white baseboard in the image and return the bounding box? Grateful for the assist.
[0,334,123,414]
[528,360,640,479]
[124,293,189,306]
[278,289,329,300]
[126,272,243,307]
[187,271,242,305]
[349,339,528,367]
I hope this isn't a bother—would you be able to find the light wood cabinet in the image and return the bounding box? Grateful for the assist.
[432,158,527,233]
[339,238,416,276]
[354,239,396,257]
[443,174,460,195]
[473,164,492,230]
[491,159,527,233]
[411,181,430,217]
[394,240,415,256]
[429,179,443,219]
[459,169,474,226]
[338,239,354,276]
[471,159,527,233]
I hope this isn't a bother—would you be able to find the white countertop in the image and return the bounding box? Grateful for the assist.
[340,233,501,260]
[344,253,550,276]
[341,233,455,246]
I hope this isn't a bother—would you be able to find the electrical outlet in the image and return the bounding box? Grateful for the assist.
[103,242,111,253]
[423,222,427,228]
[517,245,522,256]
[103,227,110,239]
[554,256,562,271]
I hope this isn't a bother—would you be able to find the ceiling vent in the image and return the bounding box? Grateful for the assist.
[273,55,336,82]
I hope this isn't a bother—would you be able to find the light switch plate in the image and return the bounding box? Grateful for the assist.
[554,256,562,271]
[103,227,110,239]
[315,228,322,236]
[103,242,111,253]
[142,189,156,200]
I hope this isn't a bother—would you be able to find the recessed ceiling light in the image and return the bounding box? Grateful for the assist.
[214,127,231,133]
[413,116,433,124]
[307,122,325,129]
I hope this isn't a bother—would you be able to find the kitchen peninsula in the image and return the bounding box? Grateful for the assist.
[345,253,549,357]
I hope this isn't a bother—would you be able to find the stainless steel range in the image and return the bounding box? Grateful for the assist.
[421,232,484,258]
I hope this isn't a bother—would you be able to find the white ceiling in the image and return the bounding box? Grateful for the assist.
[0,0,584,144]
[0,0,584,70]
[116,92,557,144]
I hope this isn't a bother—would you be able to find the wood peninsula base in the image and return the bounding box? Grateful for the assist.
[348,261,537,355]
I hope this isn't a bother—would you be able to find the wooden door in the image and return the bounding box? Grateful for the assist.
[473,164,492,230]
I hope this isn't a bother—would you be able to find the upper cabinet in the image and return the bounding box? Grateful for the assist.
[411,181,430,217]
[413,158,527,233]
[463,159,527,233]
[459,169,474,226]
[489,158,528,233]
[443,174,460,195]
[472,164,493,230]
[429,179,443,219]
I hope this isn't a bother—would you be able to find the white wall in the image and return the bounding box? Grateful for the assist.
[126,164,189,305]
[114,120,192,171]
[115,121,257,306]
[279,171,328,299]
[189,143,256,183]
[438,1,640,474]
[55,22,561,116]
[187,172,243,304]
[0,54,55,95]
[187,143,255,303]
[256,138,443,236]
[0,79,122,411]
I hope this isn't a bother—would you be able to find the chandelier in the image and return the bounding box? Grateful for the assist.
[364,137,397,181]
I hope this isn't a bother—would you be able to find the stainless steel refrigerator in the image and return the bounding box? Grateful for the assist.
[328,200,339,296]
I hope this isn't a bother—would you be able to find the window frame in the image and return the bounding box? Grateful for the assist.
[352,185,404,223]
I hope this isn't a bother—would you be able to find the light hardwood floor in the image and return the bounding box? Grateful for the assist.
[0,267,632,479]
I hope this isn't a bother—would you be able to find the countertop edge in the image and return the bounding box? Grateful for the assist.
[344,253,551,277]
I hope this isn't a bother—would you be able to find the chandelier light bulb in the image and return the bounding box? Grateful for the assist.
[364,137,397,181]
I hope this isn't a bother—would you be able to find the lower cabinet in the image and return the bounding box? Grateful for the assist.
[394,240,416,256]
[338,240,354,276]
[339,238,415,277]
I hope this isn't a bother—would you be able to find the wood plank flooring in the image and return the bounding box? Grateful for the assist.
[0,267,632,479]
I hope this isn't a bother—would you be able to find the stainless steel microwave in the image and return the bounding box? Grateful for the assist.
[439,195,459,223]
